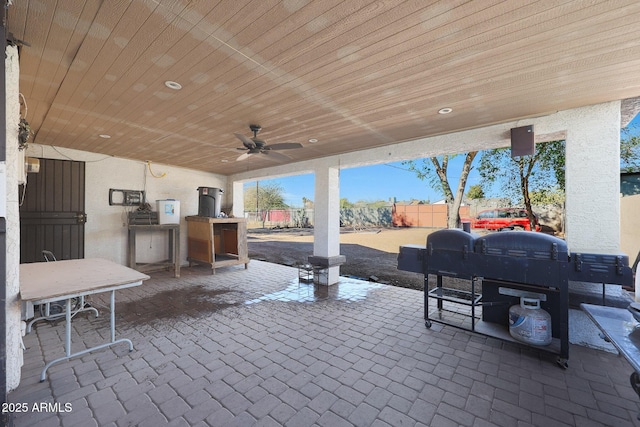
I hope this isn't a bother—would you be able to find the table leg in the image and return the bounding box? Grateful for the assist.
[173,227,180,277]
[40,291,134,382]
[128,228,136,269]
[65,298,72,357]
[108,290,132,350]
[110,291,117,342]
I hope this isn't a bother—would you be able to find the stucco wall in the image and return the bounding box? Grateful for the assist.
[24,144,227,267]
[561,103,621,254]
[6,44,22,391]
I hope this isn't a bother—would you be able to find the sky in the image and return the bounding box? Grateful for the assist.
[243,160,480,207]
[244,115,640,208]
[244,156,486,207]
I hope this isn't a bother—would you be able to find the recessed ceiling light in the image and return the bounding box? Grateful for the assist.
[221,159,229,163]
[438,107,453,115]
[164,80,182,90]
[308,138,318,143]
[99,134,111,139]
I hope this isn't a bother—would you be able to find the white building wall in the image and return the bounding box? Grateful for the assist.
[24,144,227,266]
[563,103,621,253]
[5,45,22,392]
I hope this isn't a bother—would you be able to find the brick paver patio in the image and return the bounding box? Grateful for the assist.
[8,260,640,426]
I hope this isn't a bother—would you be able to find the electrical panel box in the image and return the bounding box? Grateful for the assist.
[109,189,145,206]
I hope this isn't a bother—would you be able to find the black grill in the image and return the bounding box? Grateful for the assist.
[568,252,633,284]
[425,228,477,278]
[474,232,569,287]
[397,229,634,367]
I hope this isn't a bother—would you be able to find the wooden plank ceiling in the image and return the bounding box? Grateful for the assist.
[7,0,640,175]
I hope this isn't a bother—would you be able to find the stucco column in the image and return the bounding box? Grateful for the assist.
[564,102,620,254]
[313,165,342,285]
[231,180,244,219]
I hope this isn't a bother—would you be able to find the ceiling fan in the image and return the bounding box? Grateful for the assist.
[235,124,303,162]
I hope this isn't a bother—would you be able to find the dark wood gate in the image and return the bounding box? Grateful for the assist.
[20,158,86,263]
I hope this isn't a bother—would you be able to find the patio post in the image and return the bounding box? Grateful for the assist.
[312,164,342,285]
[231,180,245,219]
[563,102,621,254]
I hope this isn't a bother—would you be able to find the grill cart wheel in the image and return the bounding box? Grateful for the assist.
[425,320,432,328]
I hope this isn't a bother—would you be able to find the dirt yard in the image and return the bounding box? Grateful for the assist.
[247,227,435,290]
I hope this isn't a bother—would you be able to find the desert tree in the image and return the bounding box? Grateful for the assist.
[478,140,565,231]
[466,184,485,200]
[244,181,287,227]
[403,151,478,228]
[621,125,640,172]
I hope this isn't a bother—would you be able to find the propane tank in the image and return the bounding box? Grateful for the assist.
[508,297,552,346]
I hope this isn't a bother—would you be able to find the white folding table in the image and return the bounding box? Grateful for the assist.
[20,258,150,381]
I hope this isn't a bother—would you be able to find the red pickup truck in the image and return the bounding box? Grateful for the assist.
[471,208,541,232]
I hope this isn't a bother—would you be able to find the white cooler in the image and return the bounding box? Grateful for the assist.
[157,199,180,224]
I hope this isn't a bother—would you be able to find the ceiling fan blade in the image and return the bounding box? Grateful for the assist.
[234,133,256,149]
[265,142,303,150]
[236,152,252,161]
[262,151,291,162]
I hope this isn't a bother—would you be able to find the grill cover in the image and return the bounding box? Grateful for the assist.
[426,229,480,278]
[474,231,569,287]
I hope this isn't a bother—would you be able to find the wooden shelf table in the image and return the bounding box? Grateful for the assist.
[185,216,249,274]
[127,223,180,277]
